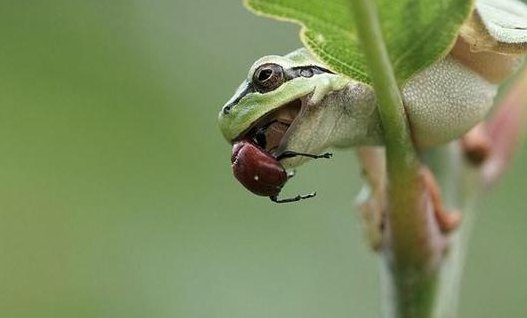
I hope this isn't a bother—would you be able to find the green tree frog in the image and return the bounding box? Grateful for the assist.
[219,0,527,202]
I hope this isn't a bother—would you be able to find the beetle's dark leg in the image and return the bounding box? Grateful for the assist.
[270,192,316,204]
[253,127,267,149]
[276,151,332,160]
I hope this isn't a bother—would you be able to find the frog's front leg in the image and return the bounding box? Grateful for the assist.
[355,147,461,249]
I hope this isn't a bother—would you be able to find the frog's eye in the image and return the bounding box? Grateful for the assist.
[253,63,285,92]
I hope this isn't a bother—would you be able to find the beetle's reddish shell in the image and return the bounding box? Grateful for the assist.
[231,139,287,197]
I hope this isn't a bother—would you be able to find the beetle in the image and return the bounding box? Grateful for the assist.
[231,138,331,203]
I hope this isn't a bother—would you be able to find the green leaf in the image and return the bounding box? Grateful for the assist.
[245,0,474,85]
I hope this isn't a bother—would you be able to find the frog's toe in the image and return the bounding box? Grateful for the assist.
[461,123,491,165]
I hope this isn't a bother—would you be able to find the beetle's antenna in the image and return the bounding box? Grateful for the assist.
[269,192,316,203]
[276,151,332,160]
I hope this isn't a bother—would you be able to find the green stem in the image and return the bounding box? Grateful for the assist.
[348,0,445,317]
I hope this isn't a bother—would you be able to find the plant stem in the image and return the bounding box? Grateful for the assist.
[348,0,447,317]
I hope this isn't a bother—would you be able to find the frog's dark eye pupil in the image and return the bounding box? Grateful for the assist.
[253,63,285,92]
[258,69,273,81]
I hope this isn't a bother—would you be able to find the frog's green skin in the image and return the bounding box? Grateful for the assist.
[219,48,500,168]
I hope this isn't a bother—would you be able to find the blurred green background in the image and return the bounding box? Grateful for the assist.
[0,1,526,317]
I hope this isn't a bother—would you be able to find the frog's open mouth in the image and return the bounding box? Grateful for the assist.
[234,97,304,155]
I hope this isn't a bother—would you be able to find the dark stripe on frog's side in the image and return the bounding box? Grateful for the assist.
[222,65,334,115]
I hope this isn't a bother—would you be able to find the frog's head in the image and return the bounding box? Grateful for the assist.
[218,49,349,168]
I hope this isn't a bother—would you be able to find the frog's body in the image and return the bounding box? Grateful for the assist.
[219,43,519,168]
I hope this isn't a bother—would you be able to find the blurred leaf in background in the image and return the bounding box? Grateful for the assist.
[0,1,525,318]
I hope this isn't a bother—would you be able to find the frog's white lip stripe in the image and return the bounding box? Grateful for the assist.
[222,65,333,115]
